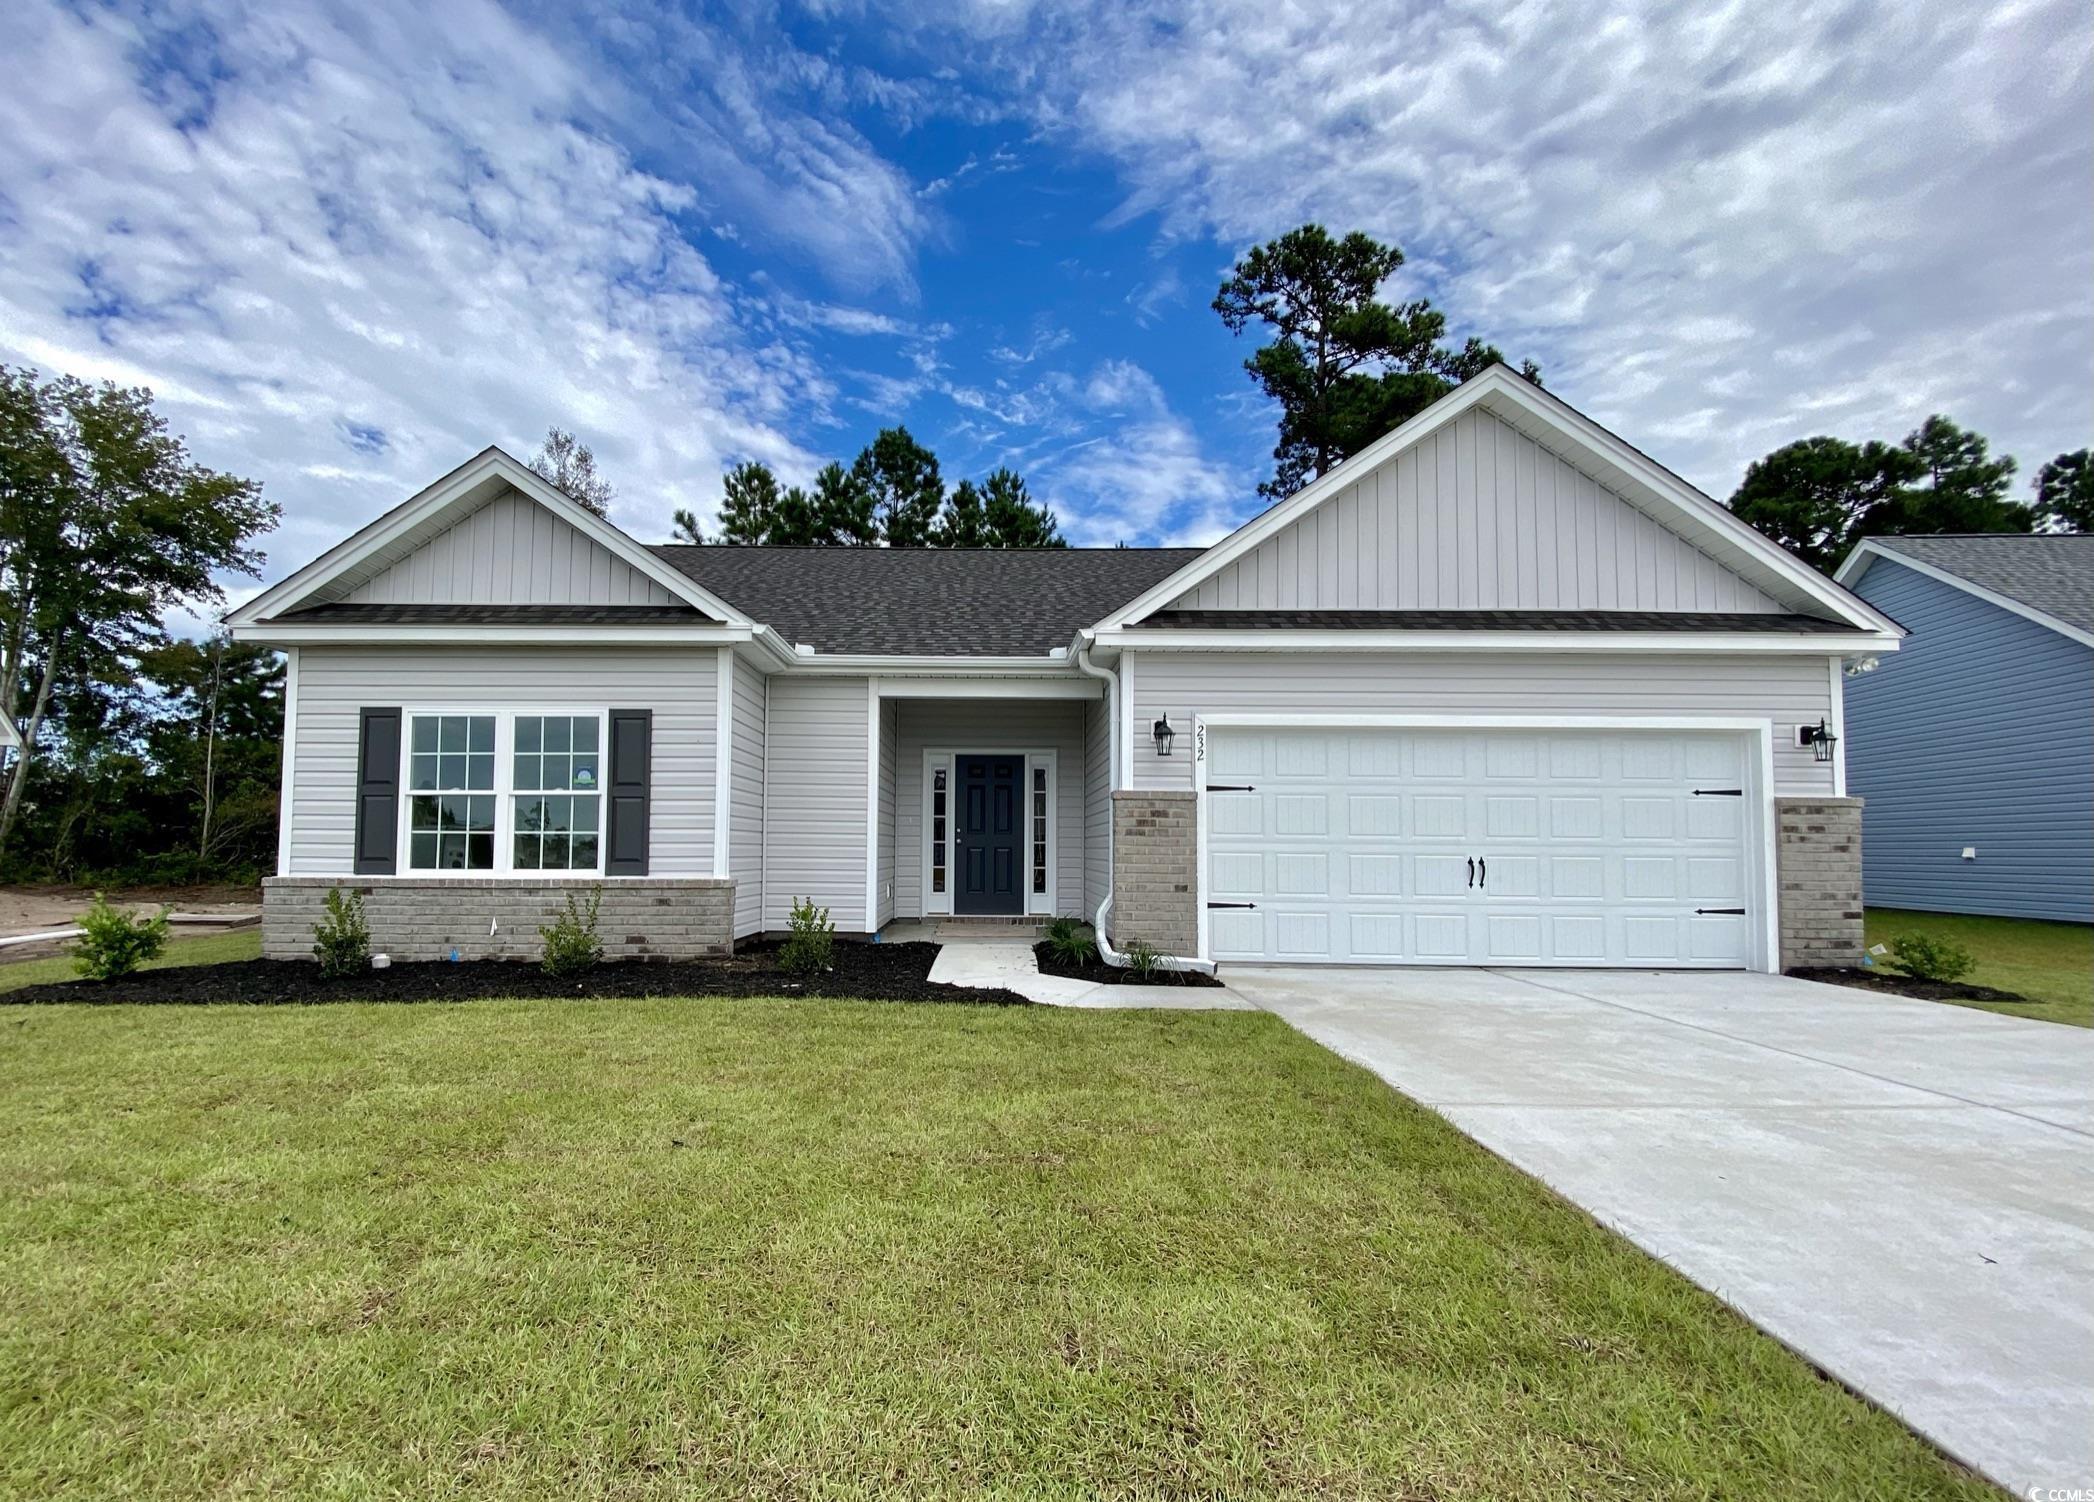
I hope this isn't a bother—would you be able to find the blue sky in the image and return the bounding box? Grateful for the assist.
[2,0,2089,611]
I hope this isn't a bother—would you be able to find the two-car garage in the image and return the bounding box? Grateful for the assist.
[1200,725,1769,968]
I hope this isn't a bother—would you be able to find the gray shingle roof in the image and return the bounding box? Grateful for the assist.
[1138,609,1865,633]
[651,546,1206,655]
[1867,535,2094,637]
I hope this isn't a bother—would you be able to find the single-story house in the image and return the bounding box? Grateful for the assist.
[229,368,1902,972]
[1834,534,2094,923]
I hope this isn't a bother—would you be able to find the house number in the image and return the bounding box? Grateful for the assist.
[1194,723,1206,761]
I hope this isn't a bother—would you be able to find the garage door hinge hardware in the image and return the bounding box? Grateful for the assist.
[1692,788,1743,796]
[1205,783,1255,792]
[1207,901,1257,909]
[1695,908,1747,915]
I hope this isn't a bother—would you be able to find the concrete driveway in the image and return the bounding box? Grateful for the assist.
[1225,965,2094,1494]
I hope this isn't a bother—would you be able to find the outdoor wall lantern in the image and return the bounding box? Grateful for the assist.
[1152,713,1176,757]
[1798,719,1838,763]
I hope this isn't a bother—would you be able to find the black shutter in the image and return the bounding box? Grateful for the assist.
[353,708,402,874]
[606,708,652,875]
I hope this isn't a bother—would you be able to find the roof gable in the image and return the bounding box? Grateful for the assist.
[229,448,744,628]
[1101,367,1899,635]
[1837,536,2094,649]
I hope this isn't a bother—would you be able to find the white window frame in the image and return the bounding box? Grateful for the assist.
[396,705,610,878]
[920,747,1057,918]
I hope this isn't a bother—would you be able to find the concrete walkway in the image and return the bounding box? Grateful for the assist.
[1225,965,2094,1495]
[924,936,1254,1009]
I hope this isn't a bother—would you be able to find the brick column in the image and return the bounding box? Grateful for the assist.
[1774,797,1864,969]
[1111,790,1198,957]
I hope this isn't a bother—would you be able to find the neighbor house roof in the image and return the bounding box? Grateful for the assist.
[650,545,1207,656]
[1837,534,2094,646]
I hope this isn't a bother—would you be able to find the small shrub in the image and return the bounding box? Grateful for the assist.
[72,894,171,981]
[1888,931,1976,984]
[540,887,605,978]
[1121,938,1163,980]
[1044,916,1098,967]
[311,887,371,978]
[780,896,835,975]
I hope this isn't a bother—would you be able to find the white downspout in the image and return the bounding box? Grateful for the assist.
[1075,637,1214,976]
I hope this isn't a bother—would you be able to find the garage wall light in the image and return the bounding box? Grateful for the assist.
[1152,713,1176,757]
[1798,719,1838,763]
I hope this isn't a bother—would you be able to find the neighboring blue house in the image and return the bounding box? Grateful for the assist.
[1835,535,2094,924]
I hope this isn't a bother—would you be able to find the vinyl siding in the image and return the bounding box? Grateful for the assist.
[1084,699,1111,921]
[1171,409,1781,614]
[1846,559,2094,921]
[341,488,678,606]
[891,698,1090,919]
[762,676,871,932]
[287,646,716,876]
[729,658,768,937]
[877,699,899,927]
[1127,650,1838,795]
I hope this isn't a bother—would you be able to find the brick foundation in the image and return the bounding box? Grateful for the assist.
[1774,797,1865,969]
[1111,790,1198,957]
[262,877,735,962]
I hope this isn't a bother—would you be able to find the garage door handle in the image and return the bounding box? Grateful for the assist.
[1478,858,1486,888]
[1695,908,1746,915]
[1207,901,1256,910]
[1467,857,1475,888]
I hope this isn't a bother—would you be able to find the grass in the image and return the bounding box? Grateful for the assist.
[1865,907,2093,1028]
[0,997,1988,1500]
[0,927,261,995]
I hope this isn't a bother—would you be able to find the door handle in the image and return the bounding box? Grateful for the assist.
[1478,858,1486,889]
[1467,857,1475,888]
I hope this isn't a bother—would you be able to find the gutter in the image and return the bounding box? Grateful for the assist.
[1073,633,1216,977]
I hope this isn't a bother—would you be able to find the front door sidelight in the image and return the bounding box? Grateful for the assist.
[955,754,1024,915]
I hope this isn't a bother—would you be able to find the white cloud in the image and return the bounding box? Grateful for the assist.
[1028,360,1242,545]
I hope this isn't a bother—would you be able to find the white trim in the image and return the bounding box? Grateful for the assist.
[1118,651,1137,790]
[789,653,1077,676]
[1189,713,1781,974]
[1091,628,1901,654]
[392,706,609,879]
[759,668,773,932]
[227,447,750,629]
[231,624,767,647]
[1828,656,1847,798]
[866,679,881,932]
[714,649,734,879]
[873,677,1102,700]
[1098,366,1899,636]
[275,646,300,877]
[1835,540,2094,651]
[918,746,1058,917]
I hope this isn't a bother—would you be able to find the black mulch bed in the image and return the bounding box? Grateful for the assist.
[1032,941,1221,988]
[4,941,1031,1008]
[1788,966,2033,1004]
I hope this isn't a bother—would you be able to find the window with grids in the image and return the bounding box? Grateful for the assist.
[407,714,496,870]
[931,768,948,894]
[1031,765,1048,895]
[512,715,602,871]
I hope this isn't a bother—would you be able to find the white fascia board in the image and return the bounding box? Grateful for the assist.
[228,623,767,646]
[874,678,1102,700]
[1835,541,2094,651]
[784,653,1081,676]
[1090,628,1902,654]
[227,447,750,628]
[1095,366,1899,636]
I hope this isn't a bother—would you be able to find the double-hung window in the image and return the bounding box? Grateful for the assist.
[402,710,604,875]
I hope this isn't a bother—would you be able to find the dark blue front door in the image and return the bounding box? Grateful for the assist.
[956,754,1024,915]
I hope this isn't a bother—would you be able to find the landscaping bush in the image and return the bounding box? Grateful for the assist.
[1121,938,1163,980]
[780,896,835,975]
[1044,916,1098,967]
[72,894,171,981]
[1888,931,1977,984]
[540,887,605,978]
[311,888,371,978]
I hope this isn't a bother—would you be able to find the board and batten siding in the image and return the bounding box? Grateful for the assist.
[891,697,1090,919]
[1127,651,1839,796]
[762,676,871,932]
[1846,558,2094,922]
[1169,409,1781,615]
[729,660,768,937]
[286,646,716,875]
[1084,699,1110,921]
[341,488,678,606]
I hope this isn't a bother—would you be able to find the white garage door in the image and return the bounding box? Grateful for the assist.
[1204,728,1758,967]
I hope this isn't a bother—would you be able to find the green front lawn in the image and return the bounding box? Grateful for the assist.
[0,927,262,995]
[0,998,1985,1499]
[1866,907,2093,1028]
